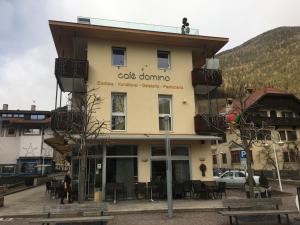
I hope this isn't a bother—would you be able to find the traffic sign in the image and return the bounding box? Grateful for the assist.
[240,150,247,159]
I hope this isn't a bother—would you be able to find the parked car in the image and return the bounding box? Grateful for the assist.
[214,170,260,188]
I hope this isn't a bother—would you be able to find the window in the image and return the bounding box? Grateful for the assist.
[112,47,126,66]
[1,114,12,118]
[31,114,45,120]
[258,111,268,117]
[212,155,217,164]
[222,153,227,164]
[158,95,172,131]
[236,172,246,178]
[287,130,297,141]
[23,128,41,135]
[6,127,16,136]
[111,93,126,130]
[283,152,290,162]
[282,111,293,118]
[257,130,271,140]
[151,146,189,156]
[1,166,15,174]
[157,51,170,69]
[289,150,296,162]
[231,151,240,163]
[270,110,277,118]
[279,130,287,141]
[222,171,233,178]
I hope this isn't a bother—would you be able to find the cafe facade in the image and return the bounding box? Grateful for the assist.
[48,17,228,199]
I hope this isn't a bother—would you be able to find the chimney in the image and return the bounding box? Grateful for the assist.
[31,105,36,111]
[2,104,8,110]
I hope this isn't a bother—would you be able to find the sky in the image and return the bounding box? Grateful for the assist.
[0,0,299,110]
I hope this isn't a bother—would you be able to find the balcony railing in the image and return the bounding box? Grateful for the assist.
[55,58,89,80]
[192,68,222,87]
[51,109,82,132]
[192,68,222,95]
[194,114,227,134]
[247,116,300,127]
[79,17,200,35]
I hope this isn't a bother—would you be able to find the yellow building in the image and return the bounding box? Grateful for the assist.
[212,88,300,178]
[49,17,228,199]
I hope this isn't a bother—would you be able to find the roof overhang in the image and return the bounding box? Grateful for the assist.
[92,134,221,141]
[49,20,228,58]
[44,136,70,155]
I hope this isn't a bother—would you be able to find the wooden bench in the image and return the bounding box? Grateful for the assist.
[219,198,298,225]
[29,203,113,225]
[29,216,113,224]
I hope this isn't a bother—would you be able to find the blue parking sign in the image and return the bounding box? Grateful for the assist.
[240,150,247,159]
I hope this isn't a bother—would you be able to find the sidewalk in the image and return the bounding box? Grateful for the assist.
[0,185,225,217]
[0,183,296,217]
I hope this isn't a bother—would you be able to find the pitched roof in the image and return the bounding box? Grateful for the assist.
[222,87,298,114]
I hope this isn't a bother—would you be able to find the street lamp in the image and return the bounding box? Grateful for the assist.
[164,115,173,218]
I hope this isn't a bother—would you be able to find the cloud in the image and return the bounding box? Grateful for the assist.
[0,45,63,110]
[0,0,300,110]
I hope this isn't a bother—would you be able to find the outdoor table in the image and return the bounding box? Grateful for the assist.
[203,181,218,199]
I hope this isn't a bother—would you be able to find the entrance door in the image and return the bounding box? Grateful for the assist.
[86,157,102,199]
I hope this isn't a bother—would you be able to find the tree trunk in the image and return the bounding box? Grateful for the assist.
[244,142,255,198]
[78,144,87,203]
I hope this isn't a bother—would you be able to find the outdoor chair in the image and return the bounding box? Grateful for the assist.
[173,182,185,199]
[216,182,226,199]
[105,183,116,201]
[193,181,209,199]
[148,181,161,199]
[135,182,147,199]
[183,180,193,198]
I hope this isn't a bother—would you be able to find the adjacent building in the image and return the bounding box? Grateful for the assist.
[0,104,54,175]
[212,88,300,174]
[48,17,228,199]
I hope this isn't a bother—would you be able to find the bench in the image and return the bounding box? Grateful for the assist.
[29,216,113,224]
[219,198,298,225]
[29,203,113,225]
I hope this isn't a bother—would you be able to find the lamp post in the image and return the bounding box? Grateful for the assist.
[164,115,173,218]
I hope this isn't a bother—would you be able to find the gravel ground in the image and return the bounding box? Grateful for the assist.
[1,182,300,225]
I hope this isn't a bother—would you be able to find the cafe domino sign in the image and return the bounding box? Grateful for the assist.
[117,72,170,81]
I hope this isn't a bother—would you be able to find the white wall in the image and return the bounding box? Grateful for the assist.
[0,127,54,165]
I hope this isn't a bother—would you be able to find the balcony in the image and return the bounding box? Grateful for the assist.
[51,108,82,132]
[192,68,222,95]
[247,116,300,127]
[194,114,227,134]
[55,58,89,92]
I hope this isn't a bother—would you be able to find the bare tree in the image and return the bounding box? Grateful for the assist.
[209,76,267,198]
[52,89,109,203]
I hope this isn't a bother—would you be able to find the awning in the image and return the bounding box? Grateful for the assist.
[94,134,221,141]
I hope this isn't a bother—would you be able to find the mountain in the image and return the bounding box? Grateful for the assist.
[218,26,300,97]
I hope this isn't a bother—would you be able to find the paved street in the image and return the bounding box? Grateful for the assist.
[0,182,300,225]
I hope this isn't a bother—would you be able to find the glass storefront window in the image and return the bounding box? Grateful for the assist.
[151,146,189,156]
[107,145,137,156]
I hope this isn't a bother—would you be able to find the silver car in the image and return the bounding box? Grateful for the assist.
[214,170,260,188]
